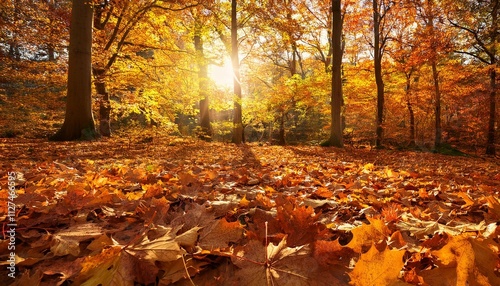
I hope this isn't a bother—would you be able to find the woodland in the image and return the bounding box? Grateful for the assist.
[0,0,500,285]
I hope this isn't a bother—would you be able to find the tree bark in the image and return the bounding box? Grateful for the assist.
[373,0,385,148]
[424,0,442,149]
[93,68,111,137]
[278,112,286,145]
[432,62,441,148]
[327,0,344,147]
[405,75,416,147]
[194,23,212,141]
[486,66,497,155]
[486,0,498,155]
[50,0,97,141]
[231,0,243,144]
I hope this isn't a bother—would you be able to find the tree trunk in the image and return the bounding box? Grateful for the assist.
[405,76,416,147]
[231,0,243,144]
[373,0,384,148]
[486,67,497,155]
[424,0,442,149]
[432,62,441,148]
[47,44,55,61]
[93,68,111,137]
[278,112,286,145]
[194,23,212,141]
[486,0,497,155]
[50,0,97,141]
[328,0,344,147]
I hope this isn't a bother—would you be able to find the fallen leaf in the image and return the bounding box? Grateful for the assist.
[349,244,406,286]
[231,238,322,286]
[199,218,244,249]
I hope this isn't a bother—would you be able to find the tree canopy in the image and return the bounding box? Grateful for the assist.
[0,0,497,152]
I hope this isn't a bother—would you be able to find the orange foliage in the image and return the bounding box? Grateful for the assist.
[0,137,499,284]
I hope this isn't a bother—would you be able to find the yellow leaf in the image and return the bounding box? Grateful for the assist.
[421,234,500,286]
[349,244,405,286]
[363,163,375,173]
[239,195,250,207]
[347,217,391,253]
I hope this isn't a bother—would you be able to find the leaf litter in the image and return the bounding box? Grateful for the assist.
[0,135,499,285]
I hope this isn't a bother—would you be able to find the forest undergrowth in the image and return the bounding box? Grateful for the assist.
[0,134,499,285]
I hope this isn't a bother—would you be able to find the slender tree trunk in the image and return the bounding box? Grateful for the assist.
[93,68,111,137]
[194,23,212,140]
[328,0,343,147]
[432,62,441,148]
[278,112,286,145]
[423,0,442,149]
[373,0,384,148]
[405,76,416,147]
[231,0,243,144]
[47,44,55,61]
[47,1,56,61]
[50,0,97,141]
[486,0,497,155]
[9,0,21,61]
[486,67,497,155]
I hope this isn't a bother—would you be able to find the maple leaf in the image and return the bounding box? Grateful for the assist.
[125,225,184,262]
[245,207,284,244]
[346,217,391,253]
[420,234,500,286]
[73,244,160,286]
[199,218,244,250]
[231,238,324,286]
[169,202,216,233]
[72,246,129,285]
[313,240,355,284]
[485,195,500,220]
[50,223,103,256]
[158,255,209,285]
[276,195,324,246]
[348,244,406,286]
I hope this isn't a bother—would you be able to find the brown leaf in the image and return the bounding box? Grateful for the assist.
[276,196,323,246]
[50,223,103,256]
[231,238,321,286]
[125,226,184,262]
[199,218,244,249]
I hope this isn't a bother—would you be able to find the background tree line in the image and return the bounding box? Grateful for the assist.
[0,0,497,155]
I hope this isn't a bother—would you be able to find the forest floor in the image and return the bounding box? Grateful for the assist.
[0,134,499,285]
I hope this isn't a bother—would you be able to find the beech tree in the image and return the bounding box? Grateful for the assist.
[327,0,344,147]
[50,0,97,141]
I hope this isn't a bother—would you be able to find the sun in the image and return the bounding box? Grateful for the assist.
[208,58,234,89]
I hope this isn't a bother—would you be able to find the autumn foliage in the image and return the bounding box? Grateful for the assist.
[1,136,499,285]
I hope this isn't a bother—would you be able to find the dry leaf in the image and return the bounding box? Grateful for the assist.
[349,244,406,286]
